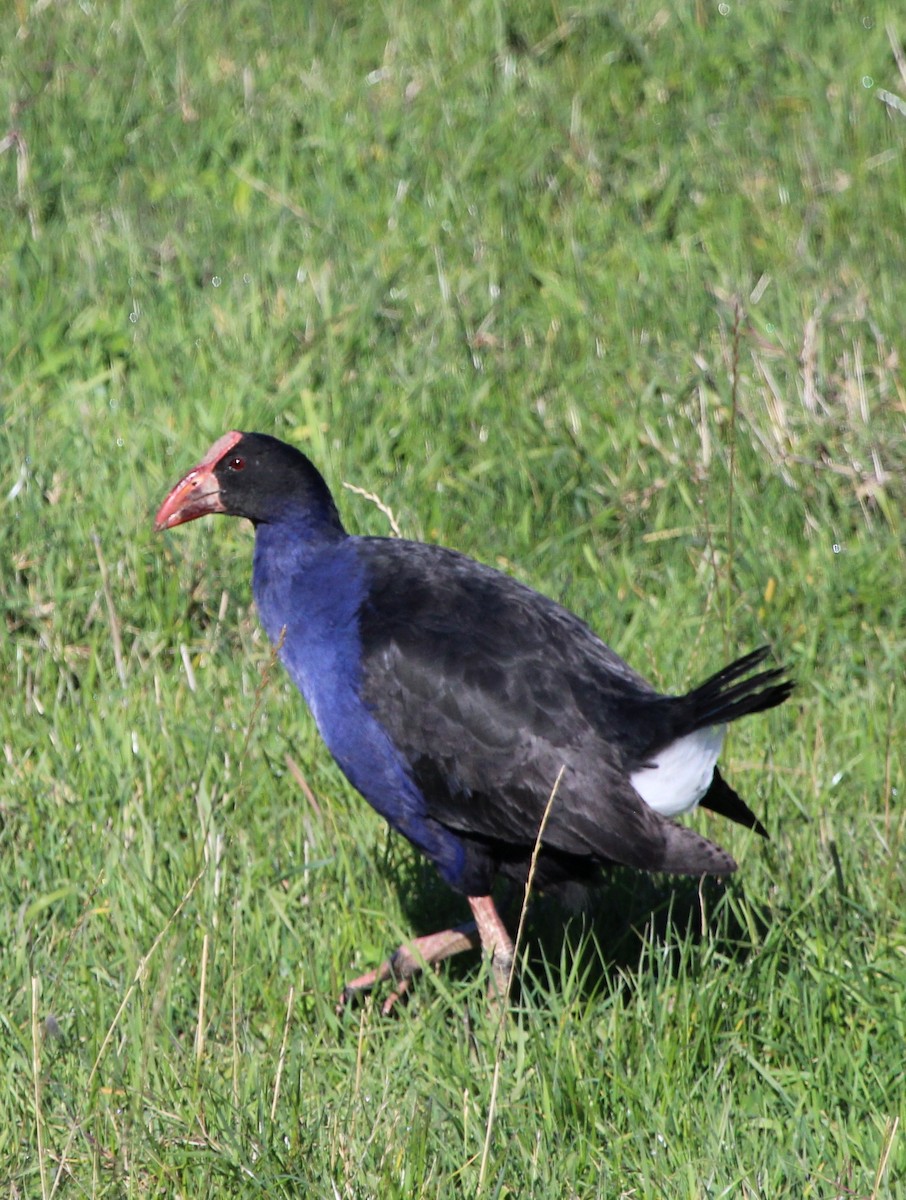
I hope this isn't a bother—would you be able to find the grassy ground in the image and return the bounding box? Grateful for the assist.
[2,0,905,1195]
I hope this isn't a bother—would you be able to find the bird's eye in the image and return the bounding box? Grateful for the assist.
[228,456,246,471]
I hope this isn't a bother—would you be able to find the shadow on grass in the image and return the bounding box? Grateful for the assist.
[358,843,780,1009]
[520,870,774,999]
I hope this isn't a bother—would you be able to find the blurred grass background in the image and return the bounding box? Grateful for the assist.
[2,1,904,1195]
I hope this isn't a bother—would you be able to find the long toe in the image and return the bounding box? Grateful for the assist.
[336,922,481,1014]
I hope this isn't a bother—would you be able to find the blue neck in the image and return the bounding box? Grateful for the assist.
[252,518,353,650]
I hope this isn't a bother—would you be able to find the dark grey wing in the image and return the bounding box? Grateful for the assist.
[355,538,736,876]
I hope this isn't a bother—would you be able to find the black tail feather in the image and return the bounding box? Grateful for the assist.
[685,645,794,729]
[700,767,769,838]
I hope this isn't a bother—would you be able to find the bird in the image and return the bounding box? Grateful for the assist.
[155,431,792,1011]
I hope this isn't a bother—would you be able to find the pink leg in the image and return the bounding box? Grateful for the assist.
[469,894,515,1003]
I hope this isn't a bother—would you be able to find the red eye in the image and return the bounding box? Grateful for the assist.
[228,456,246,471]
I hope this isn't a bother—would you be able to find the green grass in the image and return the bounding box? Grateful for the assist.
[2,0,905,1194]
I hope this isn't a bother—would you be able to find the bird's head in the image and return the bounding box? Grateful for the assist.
[155,430,344,532]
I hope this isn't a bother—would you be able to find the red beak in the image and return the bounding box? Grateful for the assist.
[154,430,243,531]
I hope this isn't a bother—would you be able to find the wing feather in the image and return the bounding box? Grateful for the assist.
[355,539,734,876]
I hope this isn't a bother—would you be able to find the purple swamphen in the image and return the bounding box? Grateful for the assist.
[156,431,792,1010]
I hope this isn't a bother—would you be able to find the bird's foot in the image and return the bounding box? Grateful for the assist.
[336,923,480,1016]
[336,895,516,1016]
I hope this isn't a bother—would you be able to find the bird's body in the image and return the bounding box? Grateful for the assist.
[156,431,792,1006]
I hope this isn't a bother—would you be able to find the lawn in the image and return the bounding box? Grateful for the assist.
[2,1,904,1195]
